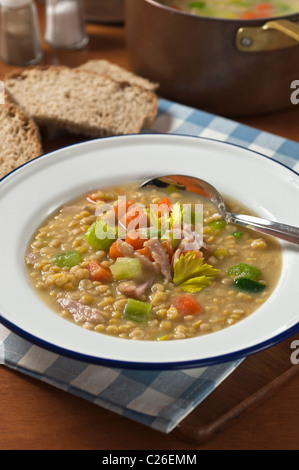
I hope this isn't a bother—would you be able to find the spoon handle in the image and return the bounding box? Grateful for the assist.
[229,213,299,245]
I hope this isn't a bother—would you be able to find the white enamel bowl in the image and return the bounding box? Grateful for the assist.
[0,134,298,369]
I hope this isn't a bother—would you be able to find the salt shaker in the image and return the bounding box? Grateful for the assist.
[44,0,88,50]
[0,0,43,66]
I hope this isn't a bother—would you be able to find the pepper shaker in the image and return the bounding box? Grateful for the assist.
[0,0,43,66]
[44,0,88,50]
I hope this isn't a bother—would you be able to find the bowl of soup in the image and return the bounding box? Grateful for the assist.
[125,0,299,115]
[0,134,298,369]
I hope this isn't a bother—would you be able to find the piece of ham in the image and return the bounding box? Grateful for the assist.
[115,239,135,257]
[25,252,41,265]
[118,278,154,300]
[133,251,159,272]
[57,298,105,324]
[144,238,172,280]
[173,225,209,255]
[116,239,159,273]
[172,248,182,267]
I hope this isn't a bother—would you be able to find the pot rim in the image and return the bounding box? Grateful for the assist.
[144,0,299,23]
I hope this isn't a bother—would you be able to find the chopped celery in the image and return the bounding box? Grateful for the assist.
[53,250,82,268]
[171,202,182,227]
[156,334,171,341]
[147,207,160,230]
[279,5,291,13]
[182,204,196,225]
[161,230,181,249]
[139,227,160,240]
[188,1,205,8]
[213,247,229,257]
[110,257,142,280]
[84,221,115,251]
[123,298,151,324]
[234,277,266,293]
[227,263,261,280]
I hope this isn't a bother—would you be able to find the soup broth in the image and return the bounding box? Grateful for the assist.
[25,182,282,341]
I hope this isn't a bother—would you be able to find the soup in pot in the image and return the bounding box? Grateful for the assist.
[159,0,298,19]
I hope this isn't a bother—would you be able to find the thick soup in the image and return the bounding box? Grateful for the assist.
[25,182,282,341]
[160,0,298,19]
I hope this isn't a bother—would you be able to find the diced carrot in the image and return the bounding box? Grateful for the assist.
[88,260,113,282]
[171,294,203,316]
[158,197,172,208]
[182,250,203,259]
[162,240,174,261]
[121,207,139,228]
[241,11,259,19]
[136,246,154,261]
[157,197,172,217]
[125,231,147,250]
[255,2,272,10]
[114,199,135,218]
[108,241,124,259]
[86,192,115,204]
[120,205,148,229]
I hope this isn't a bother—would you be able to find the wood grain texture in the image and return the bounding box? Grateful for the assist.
[1,2,299,451]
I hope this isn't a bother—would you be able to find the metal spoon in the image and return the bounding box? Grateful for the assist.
[140,174,299,245]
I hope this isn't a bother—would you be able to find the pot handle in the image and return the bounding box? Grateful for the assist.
[236,19,299,52]
[264,19,299,41]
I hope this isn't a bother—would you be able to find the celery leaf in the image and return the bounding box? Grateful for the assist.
[173,252,220,292]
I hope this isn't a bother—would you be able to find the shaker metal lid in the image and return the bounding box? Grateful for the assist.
[0,0,32,7]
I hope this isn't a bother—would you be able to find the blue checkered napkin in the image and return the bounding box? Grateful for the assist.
[1,98,298,434]
[0,324,240,433]
[152,99,299,172]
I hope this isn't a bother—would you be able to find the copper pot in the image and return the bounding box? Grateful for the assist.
[125,0,299,116]
[84,0,124,24]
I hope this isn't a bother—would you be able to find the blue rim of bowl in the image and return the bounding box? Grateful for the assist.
[0,133,299,370]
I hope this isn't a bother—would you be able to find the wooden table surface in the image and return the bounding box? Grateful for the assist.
[1,4,299,451]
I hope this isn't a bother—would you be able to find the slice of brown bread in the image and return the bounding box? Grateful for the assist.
[0,93,42,179]
[4,66,158,139]
[77,59,159,92]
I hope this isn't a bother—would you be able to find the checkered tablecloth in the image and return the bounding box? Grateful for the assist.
[1,98,298,434]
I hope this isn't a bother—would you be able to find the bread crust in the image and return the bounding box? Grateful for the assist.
[77,59,159,92]
[0,91,43,179]
[4,65,158,139]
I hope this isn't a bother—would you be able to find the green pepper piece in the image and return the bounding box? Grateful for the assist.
[232,231,243,239]
[208,220,226,230]
[84,221,115,251]
[233,277,266,293]
[227,263,261,280]
[123,298,151,324]
[53,250,82,268]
